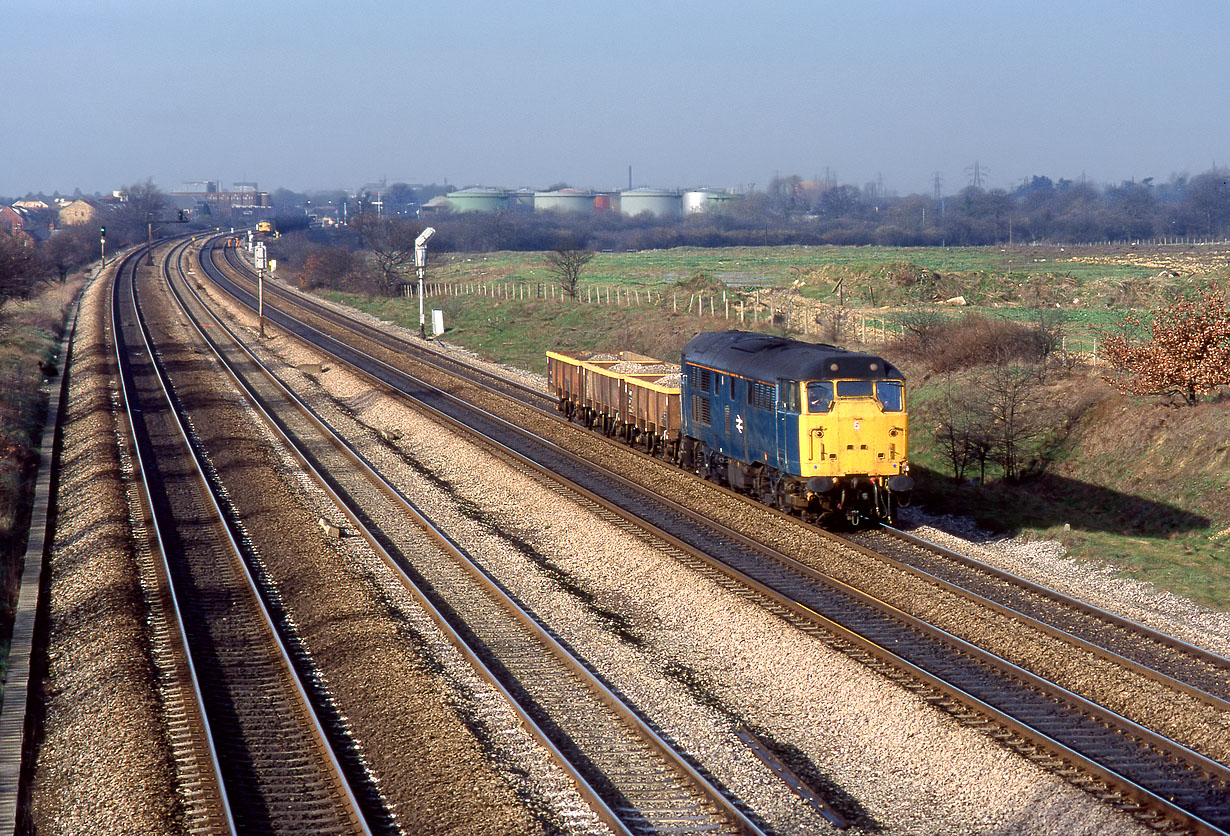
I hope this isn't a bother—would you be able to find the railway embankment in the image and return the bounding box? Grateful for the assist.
[0,275,87,694]
[314,277,1229,613]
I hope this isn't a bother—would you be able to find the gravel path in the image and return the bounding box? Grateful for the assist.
[214,274,1161,835]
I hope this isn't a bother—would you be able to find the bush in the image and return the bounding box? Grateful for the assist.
[1098,281,1230,405]
[897,313,1054,372]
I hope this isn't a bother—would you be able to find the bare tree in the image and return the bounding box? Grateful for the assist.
[981,360,1048,479]
[44,224,96,282]
[113,179,168,242]
[924,374,993,483]
[545,236,594,300]
[0,234,43,303]
[351,213,422,295]
[925,360,1049,483]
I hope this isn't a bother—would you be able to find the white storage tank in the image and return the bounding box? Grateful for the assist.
[620,188,681,219]
[533,188,596,214]
[683,189,737,214]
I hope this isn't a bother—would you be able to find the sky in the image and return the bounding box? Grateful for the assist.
[4,0,1230,199]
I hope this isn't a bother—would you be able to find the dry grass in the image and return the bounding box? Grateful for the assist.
[1,277,83,672]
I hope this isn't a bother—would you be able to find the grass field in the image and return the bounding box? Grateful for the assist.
[431,243,1212,294]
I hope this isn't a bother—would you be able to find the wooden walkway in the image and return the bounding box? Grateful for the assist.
[0,291,83,835]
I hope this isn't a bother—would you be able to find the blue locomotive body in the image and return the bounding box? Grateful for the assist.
[679,331,911,524]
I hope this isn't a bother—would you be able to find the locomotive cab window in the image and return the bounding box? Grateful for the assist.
[835,380,875,398]
[876,380,904,412]
[779,380,801,413]
[807,381,834,413]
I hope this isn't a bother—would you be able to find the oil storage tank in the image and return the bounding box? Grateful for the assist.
[533,188,596,214]
[620,188,682,219]
[683,188,737,214]
[511,189,536,210]
[446,187,510,213]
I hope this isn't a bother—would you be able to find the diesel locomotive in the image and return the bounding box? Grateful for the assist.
[548,330,912,526]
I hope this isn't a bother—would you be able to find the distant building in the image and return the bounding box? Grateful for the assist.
[0,204,56,241]
[619,188,681,219]
[57,199,99,226]
[0,205,27,236]
[172,181,271,221]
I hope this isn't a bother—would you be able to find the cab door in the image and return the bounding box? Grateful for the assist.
[775,379,795,469]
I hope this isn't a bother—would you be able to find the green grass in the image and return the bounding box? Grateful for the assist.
[912,469,1229,610]
[433,244,1164,290]
[320,290,737,376]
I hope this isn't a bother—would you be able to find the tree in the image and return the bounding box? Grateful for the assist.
[1098,282,1230,405]
[113,179,168,243]
[925,361,1048,483]
[980,360,1048,479]
[925,375,992,483]
[43,225,97,282]
[544,236,594,300]
[350,213,421,294]
[299,246,358,290]
[0,234,43,303]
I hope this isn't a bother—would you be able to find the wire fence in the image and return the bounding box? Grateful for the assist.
[417,279,1106,362]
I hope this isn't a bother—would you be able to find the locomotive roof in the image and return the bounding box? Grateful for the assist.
[681,330,903,382]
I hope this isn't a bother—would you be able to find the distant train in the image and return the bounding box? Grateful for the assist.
[548,330,912,526]
[256,219,276,235]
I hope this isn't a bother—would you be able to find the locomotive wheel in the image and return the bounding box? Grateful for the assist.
[774,483,789,512]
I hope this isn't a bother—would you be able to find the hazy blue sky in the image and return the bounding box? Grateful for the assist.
[4,0,1228,198]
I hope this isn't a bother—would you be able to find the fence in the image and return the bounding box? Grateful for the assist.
[416,280,912,342]
[417,279,1107,361]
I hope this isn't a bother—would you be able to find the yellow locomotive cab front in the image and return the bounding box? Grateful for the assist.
[798,378,909,480]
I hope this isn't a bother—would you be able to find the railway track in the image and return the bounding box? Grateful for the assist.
[219,241,551,410]
[854,525,1230,708]
[179,240,777,833]
[113,240,371,835]
[205,236,1230,834]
